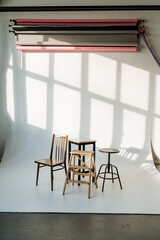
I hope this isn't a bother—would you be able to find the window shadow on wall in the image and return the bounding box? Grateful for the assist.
[4,36,160,174]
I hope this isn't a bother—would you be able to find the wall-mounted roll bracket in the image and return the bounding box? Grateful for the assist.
[9,18,139,52]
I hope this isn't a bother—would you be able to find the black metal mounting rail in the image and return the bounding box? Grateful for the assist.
[0,5,160,12]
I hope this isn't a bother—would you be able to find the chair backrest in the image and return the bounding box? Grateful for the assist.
[50,134,68,163]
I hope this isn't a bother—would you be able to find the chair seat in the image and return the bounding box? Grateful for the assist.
[35,158,64,167]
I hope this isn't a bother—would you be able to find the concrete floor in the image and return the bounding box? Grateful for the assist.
[0,213,160,240]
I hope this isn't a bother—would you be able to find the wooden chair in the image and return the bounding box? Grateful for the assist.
[63,150,98,198]
[35,134,68,191]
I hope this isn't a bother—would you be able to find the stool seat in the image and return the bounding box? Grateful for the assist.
[70,150,95,156]
[69,138,96,144]
[99,148,120,154]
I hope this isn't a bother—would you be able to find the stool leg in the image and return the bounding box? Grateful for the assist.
[92,142,96,183]
[68,141,71,179]
[72,155,75,185]
[64,161,67,176]
[102,165,108,192]
[111,164,114,183]
[82,145,85,178]
[88,155,92,199]
[78,145,81,185]
[63,153,73,195]
[97,164,104,179]
[92,155,98,188]
[114,166,123,189]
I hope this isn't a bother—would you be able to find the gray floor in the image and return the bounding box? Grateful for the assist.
[0,213,160,240]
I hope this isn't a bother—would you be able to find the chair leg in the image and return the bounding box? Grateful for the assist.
[63,154,73,195]
[36,163,40,186]
[51,166,53,191]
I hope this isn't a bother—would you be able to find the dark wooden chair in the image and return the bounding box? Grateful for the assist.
[35,134,68,191]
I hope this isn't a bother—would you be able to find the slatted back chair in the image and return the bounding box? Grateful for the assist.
[35,134,68,191]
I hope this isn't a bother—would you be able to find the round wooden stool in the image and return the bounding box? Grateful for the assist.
[63,150,98,199]
[97,148,122,192]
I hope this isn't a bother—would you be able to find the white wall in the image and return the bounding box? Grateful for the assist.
[0,0,160,163]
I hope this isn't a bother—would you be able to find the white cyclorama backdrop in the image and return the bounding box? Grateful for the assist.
[1,0,160,213]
